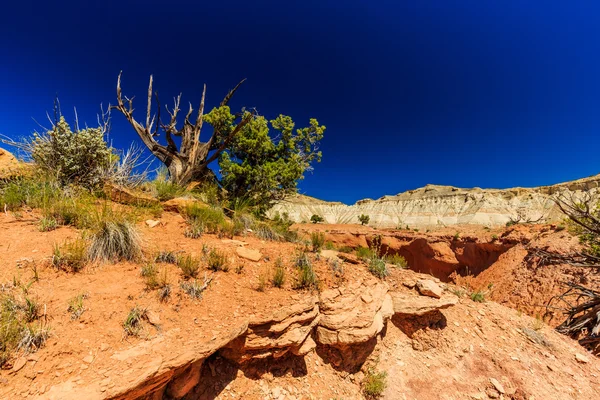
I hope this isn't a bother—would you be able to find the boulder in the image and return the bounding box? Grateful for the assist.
[416,279,443,298]
[0,148,30,180]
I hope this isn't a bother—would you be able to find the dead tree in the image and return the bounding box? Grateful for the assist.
[547,282,600,355]
[111,72,253,185]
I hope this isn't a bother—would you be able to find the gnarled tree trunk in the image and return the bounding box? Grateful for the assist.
[112,72,252,186]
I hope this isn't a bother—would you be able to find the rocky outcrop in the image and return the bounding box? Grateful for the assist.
[39,280,457,400]
[103,183,160,207]
[0,147,30,181]
[269,175,600,227]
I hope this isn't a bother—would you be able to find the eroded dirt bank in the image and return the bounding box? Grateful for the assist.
[1,215,599,399]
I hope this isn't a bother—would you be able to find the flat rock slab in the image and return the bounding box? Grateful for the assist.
[145,219,161,228]
[236,247,262,262]
[391,293,457,315]
[416,279,443,298]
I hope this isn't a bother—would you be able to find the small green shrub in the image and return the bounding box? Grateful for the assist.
[362,369,387,398]
[52,239,88,272]
[67,293,87,320]
[30,116,114,189]
[358,214,370,226]
[491,234,498,242]
[207,249,228,272]
[39,217,58,232]
[184,220,204,238]
[453,232,460,240]
[324,241,335,250]
[123,306,147,337]
[310,214,324,224]
[470,291,486,303]
[368,257,389,279]
[384,254,408,268]
[311,232,325,252]
[152,169,186,201]
[338,246,353,253]
[177,254,201,279]
[141,263,159,289]
[356,247,376,261]
[272,259,286,288]
[295,254,318,290]
[183,204,226,234]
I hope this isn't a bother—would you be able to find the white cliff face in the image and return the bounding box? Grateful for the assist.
[269,175,600,228]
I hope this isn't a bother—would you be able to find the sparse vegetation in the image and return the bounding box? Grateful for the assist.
[52,239,88,272]
[311,232,325,252]
[338,246,353,253]
[180,274,212,299]
[67,293,87,320]
[310,214,324,224]
[368,257,389,279]
[39,216,58,232]
[362,369,387,398]
[384,254,408,268]
[207,248,228,272]
[89,206,142,262]
[123,306,147,337]
[295,252,318,290]
[324,241,335,250]
[177,254,201,279]
[358,214,370,226]
[183,204,226,234]
[141,263,160,289]
[272,259,286,288]
[356,246,376,261]
[0,293,50,366]
[184,220,204,238]
[155,250,178,264]
[470,290,486,303]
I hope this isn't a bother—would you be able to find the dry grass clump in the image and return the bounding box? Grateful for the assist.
[311,232,325,252]
[272,258,286,288]
[180,274,212,299]
[52,239,88,272]
[67,293,87,320]
[177,254,201,279]
[0,293,50,367]
[88,219,141,263]
[207,249,228,272]
[182,204,227,234]
[123,306,147,337]
[155,250,178,264]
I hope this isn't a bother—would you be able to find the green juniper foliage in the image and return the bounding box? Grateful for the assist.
[204,108,325,210]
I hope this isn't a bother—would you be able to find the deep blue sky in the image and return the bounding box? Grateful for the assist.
[1,1,599,204]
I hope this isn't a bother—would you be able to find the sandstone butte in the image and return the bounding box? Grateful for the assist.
[268,174,600,228]
[0,148,598,399]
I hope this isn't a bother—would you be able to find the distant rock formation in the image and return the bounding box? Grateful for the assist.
[269,174,600,227]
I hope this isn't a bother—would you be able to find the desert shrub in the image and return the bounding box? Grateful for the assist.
[294,253,318,290]
[183,204,226,234]
[338,245,353,253]
[152,168,186,201]
[180,279,206,299]
[155,250,178,264]
[324,241,335,250]
[356,246,376,261]
[123,306,147,337]
[362,369,387,398]
[310,214,324,224]
[368,257,389,279]
[184,220,204,239]
[311,232,325,252]
[141,263,159,289]
[0,293,50,367]
[67,293,87,320]
[39,217,58,232]
[272,259,286,288]
[88,219,141,263]
[358,214,370,226]
[41,191,95,229]
[491,234,498,242]
[30,116,113,189]
[177,254,201,279]
[52,239,88,272]
[254,220,298,243]
[328,258,344,277]
[470,291,486,303]
[384,254,408,268]
[453,232,460,240]
[207,249,228,272]
[158,284,171,302]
